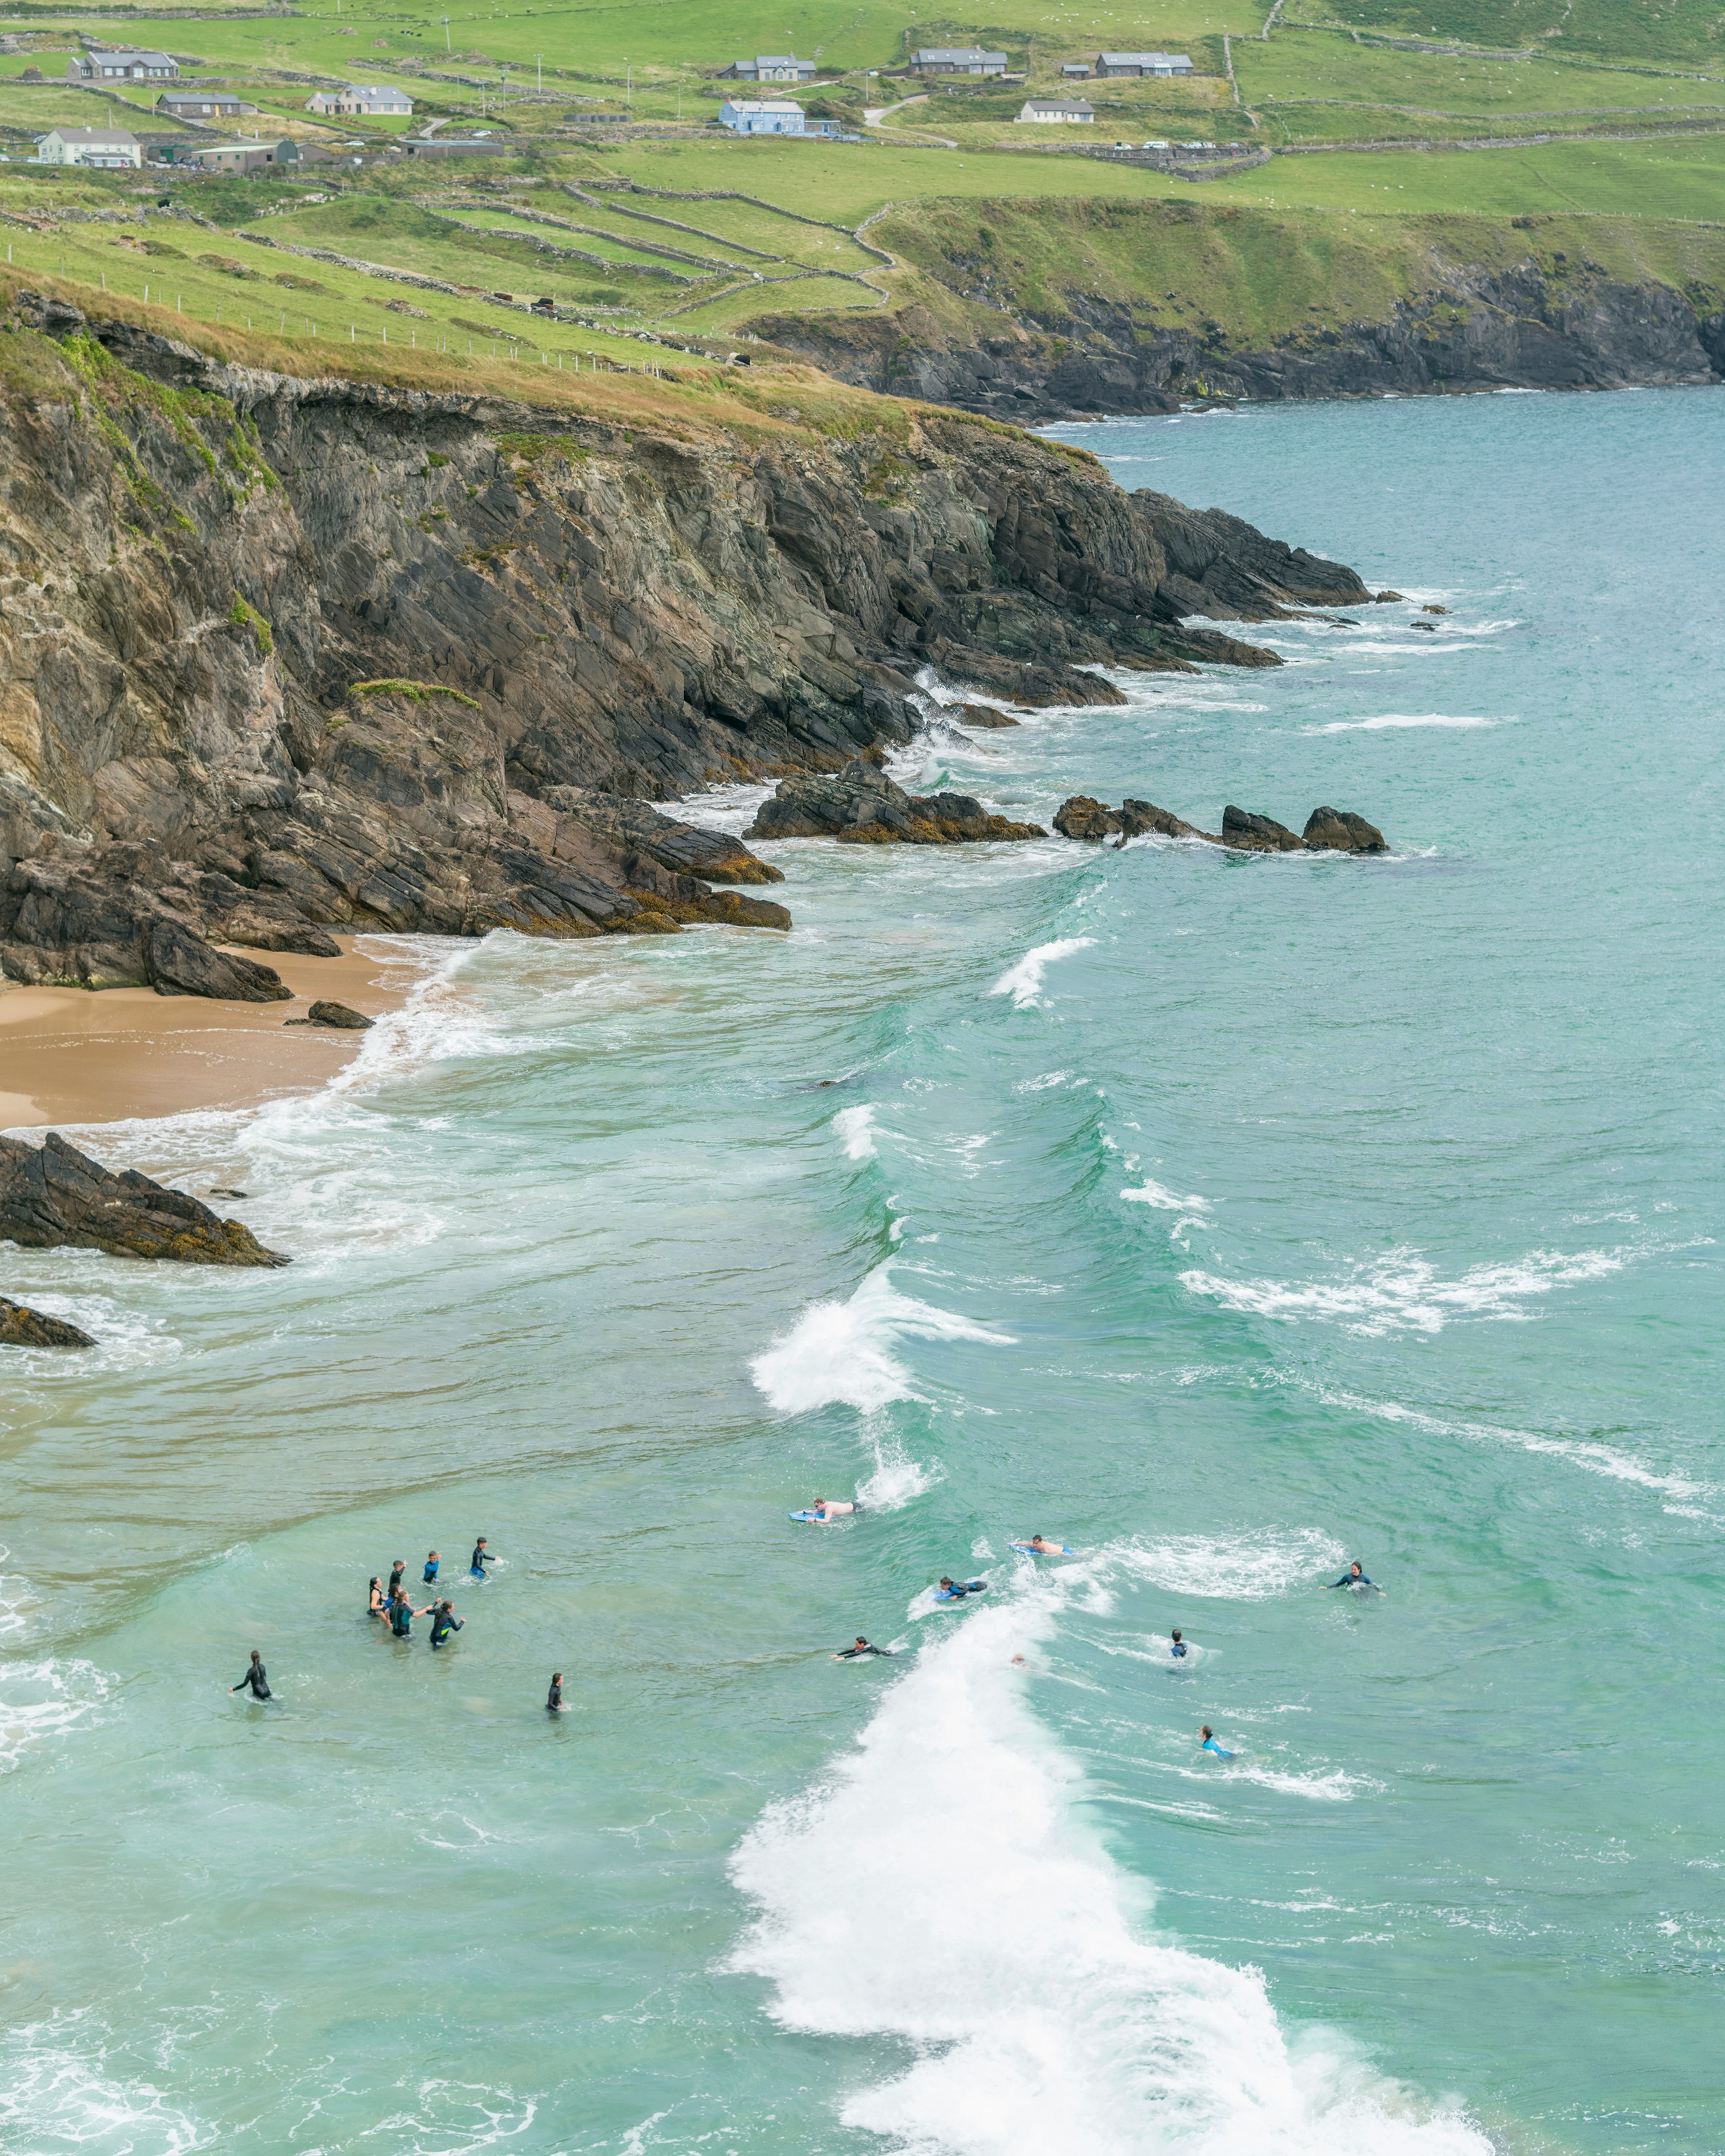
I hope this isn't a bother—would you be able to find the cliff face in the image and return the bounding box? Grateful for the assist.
[0,295,1370,996]
[757,263,1724,424]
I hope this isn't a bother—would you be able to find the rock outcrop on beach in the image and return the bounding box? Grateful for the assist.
[0,301,1370,997]
[748,753,1045,846]
[306,1000,374,1030]
[1053,796,1388,855]
[0,1296,94,1348]
[0,1132,289,1267]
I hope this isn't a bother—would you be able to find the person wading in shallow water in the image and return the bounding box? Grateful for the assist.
[546,1673,567,1712]
[426,1600,463,1650]
[230,1651,272,1701]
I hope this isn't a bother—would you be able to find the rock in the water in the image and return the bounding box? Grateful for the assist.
[543,790,785,886]
[1220,806,1308,855]
[954,703,1020,730]
[748,755,1043,846]
[1053,796,1213,844]
[0,1132,289,1267]
[306,1000,375,1030]
[0,1296,93,1348]
[1303,808,1387,854]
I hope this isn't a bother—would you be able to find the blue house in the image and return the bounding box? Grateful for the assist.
[717,98,806,135]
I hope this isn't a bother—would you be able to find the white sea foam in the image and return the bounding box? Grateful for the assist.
[1182,1243,1634,1337]
[991,938,1096,1011]
[857,1433,938,1511]
[729,1589,1488,2156]
[0,1658,113,1774]
[1123,1180,1212,1212]
[751,1264,1016,1416]
[833,1105,879,1160]
[1106,1529,1345,1601]
[1304,714,1500,734]
[0,2025,210,2153]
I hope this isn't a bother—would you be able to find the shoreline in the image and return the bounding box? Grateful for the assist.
[0,939,421,1132]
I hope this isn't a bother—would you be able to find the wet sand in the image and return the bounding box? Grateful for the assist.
[0,941,417,1130]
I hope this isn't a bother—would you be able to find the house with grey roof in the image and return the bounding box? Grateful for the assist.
[67,48,178,85]
[157,88,253,122]
[1094,51,1194,75]
[721,55,816,82]
[36,124,142,167]
[909,46,1009,75]
[1017,96,1094,122]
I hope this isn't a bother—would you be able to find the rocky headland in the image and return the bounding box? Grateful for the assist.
[0,295,1375,1002]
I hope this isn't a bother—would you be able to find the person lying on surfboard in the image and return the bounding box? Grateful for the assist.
[809,1498,859,1522]
[832,1637,893,1659]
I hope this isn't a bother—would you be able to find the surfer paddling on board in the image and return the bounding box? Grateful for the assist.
[810,1499,860,1522]
[1324,1561,1379,1593]
[833,1637,893,1659]
[1025,1535,1067,1556]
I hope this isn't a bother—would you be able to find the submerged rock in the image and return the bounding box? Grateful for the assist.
[0,1132,289,1267]
[0,1296,93,1348]
[1303,807,1387,855]
[748,755,1044,846]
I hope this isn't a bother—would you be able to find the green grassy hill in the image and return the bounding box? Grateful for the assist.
[0,0,1719,399]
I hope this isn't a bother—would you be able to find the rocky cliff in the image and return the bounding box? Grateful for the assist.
[757,259,1725,425]
[0,294,1371,996]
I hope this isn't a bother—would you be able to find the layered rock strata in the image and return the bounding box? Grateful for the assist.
[0,1132,289,1266]
[0,300,1368,996]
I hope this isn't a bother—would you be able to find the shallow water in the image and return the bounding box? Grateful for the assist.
[2,384,1722,2155]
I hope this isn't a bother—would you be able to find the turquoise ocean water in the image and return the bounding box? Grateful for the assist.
[2,385,1722,2155]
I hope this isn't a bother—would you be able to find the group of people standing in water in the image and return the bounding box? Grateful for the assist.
[807,1499,1381,1764]
[230,1537,567,1713]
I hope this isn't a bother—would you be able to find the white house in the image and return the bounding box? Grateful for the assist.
[721,54,815,82]
[909,46,1008,76]
[717,97,805,135]
[306,84,414,116]
[67,48,178,85]
[1017,97,1094,122]
[36,124,142,168]
[1095,51,1194,76]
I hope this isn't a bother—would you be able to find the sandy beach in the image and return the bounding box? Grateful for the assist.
[0,940,417,1130]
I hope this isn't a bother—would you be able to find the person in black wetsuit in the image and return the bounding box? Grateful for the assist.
[368,1576,386,1620]
[832,1637,892,1660]
[387,1560,406,1600]
[546,1673,567,1712]
[469,1538,495,1582]
[426,1601,463,1650]
[389,1590,431,1639]
[230,1651,272,1700]
[1324,1562,1375,1591]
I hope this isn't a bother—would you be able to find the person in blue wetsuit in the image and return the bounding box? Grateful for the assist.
[427,1601,463,1650]
[937,1576,985,1601]
[1324,1561,1375,1591]
[230,1652,272,1701]
[1198,1725,1233,1760]
[423,1552,440,1585]
[469,1538,495,1582]
[1170,1629,1189,1659]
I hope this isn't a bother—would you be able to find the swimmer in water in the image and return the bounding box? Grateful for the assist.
[546,1673,567,1712]
[390,1590,432,1639]
[1170,1629,1191,1659]
[469,1538,495,1582]
[230,1651,272,1701]
[423,1551,440,1585]
[1025,1535,1067,1556]
[832,1637,893,1659]
[426,1600,463,1650]
[1324,1561,1375,1591]
[808,1499,859,1522]
[1198,1725,1233,1760]
[368,1576,386,1620]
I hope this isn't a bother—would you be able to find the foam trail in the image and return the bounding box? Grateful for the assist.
[991,938,1095,1011]
[730,1591,1488,2156]
[751,1264,1015,1416]
[0,2028,209,2153]
[0,1659,113,1774]
[1182,1243,1634,1337]
[1304,715,1500,735]
[1123,1180,1211,1212]
[856,1425,938,1511]
[832,1105,879,1160]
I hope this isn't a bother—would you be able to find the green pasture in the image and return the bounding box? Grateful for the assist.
[1296,0,1725,71]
